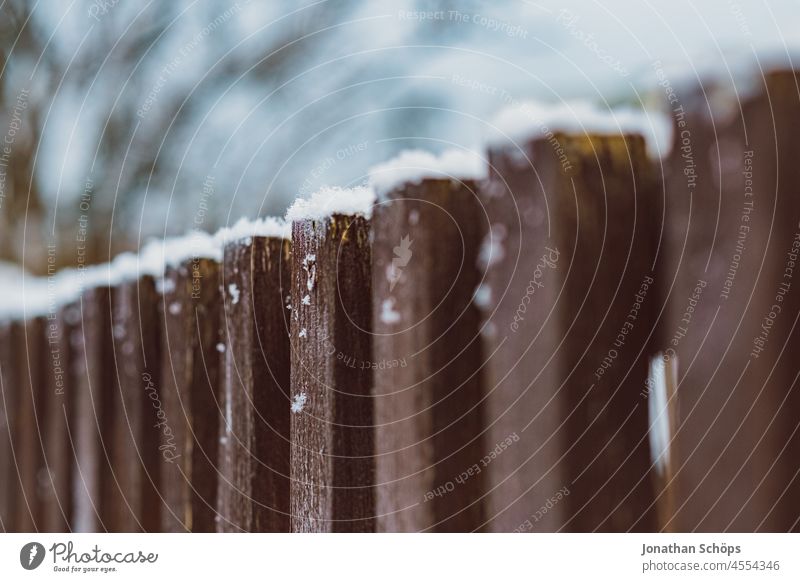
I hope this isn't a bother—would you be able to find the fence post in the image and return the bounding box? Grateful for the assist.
[479,112,661,532]
[40,299,79,532]
[70,280,116,532]
[8,316,47,531]
[108,265,162,532]
[665,69,800,531]
[217,223,292,532]
[288,188,375,532]
[370,154,488,532]
[0,320,17,531]
[158,239,223,532]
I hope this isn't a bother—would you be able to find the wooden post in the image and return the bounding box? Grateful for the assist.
[665,69,800,531]
[479,127,660,532]
[372,178,488,532]
[108,272,162,532]
[40,302,79,532]
[0,319,18,531]
[290,207,374,532]
[159,256,223,532]
[71,282,115,532]
[217,234,292,532]
[8,316,47,531]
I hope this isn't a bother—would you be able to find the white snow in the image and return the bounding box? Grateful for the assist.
[478,224,507,270]
[285,186,375,221]
[216,342,226,353]
[168,302,181,315]
[298,328,307,338]
[228,283,240,305]
[214,216,291,245]
[368,149,486,197]
[488,100,673,159]
[647,354,674,475]
[291,392,308,414]
[301,294,311,306]
[380,298,401,325]
[473,284,493,309]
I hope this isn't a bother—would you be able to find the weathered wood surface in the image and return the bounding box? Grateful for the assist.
[71,285,115,532]
[666,70,800,532]
[480,132,660,532]
[160,258,223,532]
[217,236,292,532]
[373,179,488,532]
[40,302,78,532]
[108,275,162,532]
[0,321,19,531]
[7,317,47,531]
[290,215,374,532]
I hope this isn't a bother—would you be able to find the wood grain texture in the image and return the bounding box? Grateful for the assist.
[290,214,374,532]
[0,321,20,531]
[217,236,292,532]
[40,303,78,532]
[480,133,660,532]
[108,276,162,532]
[8,317,47,531]
[666,70,800,532]
[71,285,115,532]
[160,258,223,532]
[372,179,488,532]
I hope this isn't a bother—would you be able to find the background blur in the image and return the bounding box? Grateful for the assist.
[1,0,798,273]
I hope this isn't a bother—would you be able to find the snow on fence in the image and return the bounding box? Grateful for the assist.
[1,67,799,532]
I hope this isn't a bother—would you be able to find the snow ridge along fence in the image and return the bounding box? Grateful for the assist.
[1,69,800,532]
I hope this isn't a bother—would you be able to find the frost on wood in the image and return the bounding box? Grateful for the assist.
[290,214,374,532]
[488,99,672,159]
[285,186,375,221]
[290,392,307,414]
[368,148,487,198]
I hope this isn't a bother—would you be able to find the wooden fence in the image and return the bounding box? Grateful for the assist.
[1,69,799,532]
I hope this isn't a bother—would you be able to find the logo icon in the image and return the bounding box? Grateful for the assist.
[388,234,413,291]
[20,542,45,570]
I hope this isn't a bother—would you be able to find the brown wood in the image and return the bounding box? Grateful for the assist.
[0,320,20,531]
[40,302,78,531]
[217,236,292,532]
[290,214,374,532]
[372,179,488,532]
[71,285,116,532]
[159,258,223,532]
[480,132,660,532]
[108,275,162,532]
[666,70,800,532]
[8,317,47,531]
